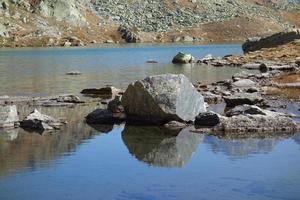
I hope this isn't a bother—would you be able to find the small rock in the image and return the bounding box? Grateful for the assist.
[224,93,264,107]
[65,70,82,75]
[172,52,194,64]
[20,109,65,131]
[86,109,124,124]
[195,111,220,127]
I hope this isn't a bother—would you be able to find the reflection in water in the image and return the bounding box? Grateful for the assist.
[203,135,287,159]
[293,133,300,146]
[0,104,105,176]
[122,126,203,168]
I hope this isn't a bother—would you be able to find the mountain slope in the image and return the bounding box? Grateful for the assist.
[0,0,299,47]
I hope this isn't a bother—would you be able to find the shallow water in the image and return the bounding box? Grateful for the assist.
[0,44,242,96]
[0,44,300,200]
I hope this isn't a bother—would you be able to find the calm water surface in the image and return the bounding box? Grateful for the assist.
[0,44,242,96]
[0,44,300,200]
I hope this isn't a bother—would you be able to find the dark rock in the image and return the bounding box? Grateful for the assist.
[118,25,139,43]
[246,87,259,93]
[0,105,19,128]
[195,111,220,127]
[65,70,82,75]
[121,74,206,124]
[224,93,264,107]
[20,109,65,132]
[242,29,300,53]
[81,87,123,97]
[85,109,124,124]
[172,52,194,64]
[108,96,124,113]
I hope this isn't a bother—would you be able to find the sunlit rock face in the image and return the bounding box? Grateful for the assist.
[122,74,206,124]
[203,135,287,159]
[122,126,203,168]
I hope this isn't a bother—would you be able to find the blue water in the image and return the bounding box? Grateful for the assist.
[0,44,299,200]
[0,126,299,200]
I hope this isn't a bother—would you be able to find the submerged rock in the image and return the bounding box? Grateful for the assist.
[0,105,19,128]
[20,109,65,131]
[121,74,206,124]
[172,52,194,64]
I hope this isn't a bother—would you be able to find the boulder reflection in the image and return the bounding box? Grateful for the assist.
[122,126,203,168]
[0,104,105,176]
[203,135,288,159]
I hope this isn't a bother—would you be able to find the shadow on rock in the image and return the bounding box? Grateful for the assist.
[122,125,203,168]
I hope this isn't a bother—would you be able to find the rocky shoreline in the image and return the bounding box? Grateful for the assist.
[1,30,300,138]
[1,57,299,137]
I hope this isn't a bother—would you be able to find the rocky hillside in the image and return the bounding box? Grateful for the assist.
[0,0,299,47]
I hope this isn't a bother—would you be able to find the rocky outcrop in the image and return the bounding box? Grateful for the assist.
[0,105,19,128]
[172,52,194,64]
[121,74,206,124]
[242,29,300,53]
[216,106,299,134]
[39,0,87,26]
[20,109,65,132]
[81,87,123,97]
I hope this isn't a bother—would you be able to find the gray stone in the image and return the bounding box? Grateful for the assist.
[172,52,194,64]
[217,110,299,134]
[20,109,65,131]
[65,70,82,75]
[0,105,19,128]
[226,105,266,117]
[232,79,256,87]
[121,74,206,124]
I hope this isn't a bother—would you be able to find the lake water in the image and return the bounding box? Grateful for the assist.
[0,44,300,200]
[0,44,242,96]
